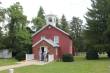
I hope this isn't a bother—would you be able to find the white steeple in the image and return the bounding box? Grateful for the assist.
[45,14,57,26]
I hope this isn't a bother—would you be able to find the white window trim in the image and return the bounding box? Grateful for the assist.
[54,36,59,44]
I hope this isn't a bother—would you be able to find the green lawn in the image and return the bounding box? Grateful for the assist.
[1,55,110,73]
[0,58,17,66]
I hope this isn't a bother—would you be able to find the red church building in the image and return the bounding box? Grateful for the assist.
[32,14,74,61]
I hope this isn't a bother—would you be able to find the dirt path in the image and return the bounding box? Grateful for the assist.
[0,61,49,71]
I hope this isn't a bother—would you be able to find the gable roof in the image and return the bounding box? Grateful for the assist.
[32,38,59,47]
[32,24,70,37]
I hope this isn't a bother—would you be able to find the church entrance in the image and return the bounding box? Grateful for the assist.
[39,46,48,61]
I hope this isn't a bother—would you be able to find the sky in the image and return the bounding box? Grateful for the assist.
[0,0,91,24]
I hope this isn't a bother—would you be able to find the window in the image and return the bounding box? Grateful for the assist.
[54,36,59,44]
[48,17,52,22]
[41,36,46,40]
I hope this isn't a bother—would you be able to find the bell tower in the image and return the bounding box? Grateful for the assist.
[45,14,57,26]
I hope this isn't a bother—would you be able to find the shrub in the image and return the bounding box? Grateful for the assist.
[86,49,99,60]
[62,53,74,62]
[107,52,110,58]
[15,51,26,61]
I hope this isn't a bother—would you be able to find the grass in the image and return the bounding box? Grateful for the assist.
[0,58,17,66]
[1,55,110,73]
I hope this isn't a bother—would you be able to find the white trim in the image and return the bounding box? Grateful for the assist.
[32,24,49,37]
[53,25,70,36]
[32,40,43,47]
[32,38,59,47]
[32,24,70,37]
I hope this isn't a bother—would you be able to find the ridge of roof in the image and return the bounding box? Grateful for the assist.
[32,24,70,37]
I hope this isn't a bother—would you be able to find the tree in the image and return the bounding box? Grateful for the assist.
[7,2,26,50]
[84,0,110,58]
[60,15,69,33]
[0,7,5,22]
[56,18,61,28]
[0,4,6,49]
[6,2,31,59]
[0,27,4,49]
[32,6,46,31]
[70,16,84,52]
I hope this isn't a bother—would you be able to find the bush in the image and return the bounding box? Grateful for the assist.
[15,51,26,61]
[62,54,74,62]
[107,52,110,58]
[86,49,99,60]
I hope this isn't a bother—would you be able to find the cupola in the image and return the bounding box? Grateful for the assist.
[45,14,57,26]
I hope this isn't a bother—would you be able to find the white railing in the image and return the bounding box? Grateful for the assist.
[48,54,54,62]
[26,54,34,61]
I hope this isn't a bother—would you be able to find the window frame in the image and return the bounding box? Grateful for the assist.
[54,36,59,44]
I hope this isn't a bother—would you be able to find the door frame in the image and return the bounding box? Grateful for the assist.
[39,46,48,61]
